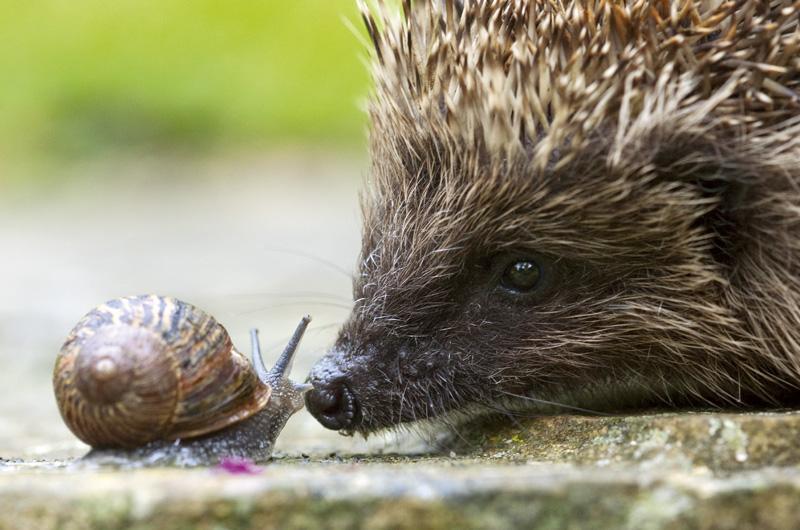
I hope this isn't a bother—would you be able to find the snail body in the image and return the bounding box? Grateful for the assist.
[53,295,311,465]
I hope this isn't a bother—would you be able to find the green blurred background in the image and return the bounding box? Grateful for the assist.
[0,0,369,182]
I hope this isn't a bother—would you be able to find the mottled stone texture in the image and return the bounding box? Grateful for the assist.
[4,412,800,529]
[459,411,800,473]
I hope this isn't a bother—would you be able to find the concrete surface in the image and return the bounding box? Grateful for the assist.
[4,462,800,530]
[460,410,800,473]
[5,410,800,529]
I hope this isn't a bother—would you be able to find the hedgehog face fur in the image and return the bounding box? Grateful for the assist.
[305,0,800,435]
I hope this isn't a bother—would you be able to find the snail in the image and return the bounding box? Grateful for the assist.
[53,295,312,466]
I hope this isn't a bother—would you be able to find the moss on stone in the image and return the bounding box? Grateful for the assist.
[458,411,800,472]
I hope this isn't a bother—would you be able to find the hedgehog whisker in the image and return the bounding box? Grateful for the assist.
[227,291,353,303]
[236,301,353,316]
[496,391,613,416]
[261,247,353,279]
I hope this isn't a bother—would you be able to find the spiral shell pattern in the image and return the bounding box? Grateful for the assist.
[53,295,271,448]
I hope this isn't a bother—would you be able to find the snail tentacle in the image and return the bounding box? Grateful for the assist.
[250,328,270,385]
[293,382,314,394]
[268,315,311,382]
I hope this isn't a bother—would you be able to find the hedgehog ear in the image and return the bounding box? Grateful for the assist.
[652,143,752,261]
[694,172,749,213]
[653,142,750,216]
[688,170,751,263]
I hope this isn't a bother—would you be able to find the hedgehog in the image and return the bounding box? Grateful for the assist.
[304,0,800,436]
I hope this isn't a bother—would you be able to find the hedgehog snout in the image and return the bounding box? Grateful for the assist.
[305,353,361,432]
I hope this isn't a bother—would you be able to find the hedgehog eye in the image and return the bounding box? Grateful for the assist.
[501,260,541,292]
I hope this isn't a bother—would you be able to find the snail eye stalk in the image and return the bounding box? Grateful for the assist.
[250,329,270,384]
[270,315,312,379]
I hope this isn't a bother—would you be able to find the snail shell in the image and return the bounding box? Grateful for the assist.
[54,295,277,449]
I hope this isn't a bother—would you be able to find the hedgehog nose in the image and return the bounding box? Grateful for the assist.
[305,380,359,431]
[305,360,361,431]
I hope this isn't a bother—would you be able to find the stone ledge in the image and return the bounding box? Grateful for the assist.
[460,410,800,473]
[5,411,800,529]
[3,463,800,529]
